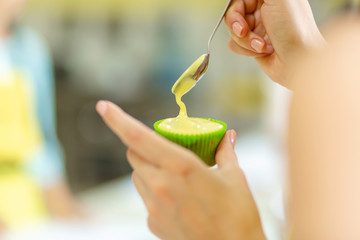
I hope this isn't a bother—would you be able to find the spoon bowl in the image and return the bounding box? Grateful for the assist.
[192,53,210,81]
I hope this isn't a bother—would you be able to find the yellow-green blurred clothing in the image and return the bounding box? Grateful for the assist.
[0,27,64,228]
[0,171,48,228]
[0,72,42,159]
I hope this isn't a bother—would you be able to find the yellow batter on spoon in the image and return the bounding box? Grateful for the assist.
[158,54,224,134]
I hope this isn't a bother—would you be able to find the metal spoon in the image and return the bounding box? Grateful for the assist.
[172,0,232,95]
[192,0,232,81]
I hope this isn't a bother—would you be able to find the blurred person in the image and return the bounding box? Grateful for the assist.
[95,0,360,239]
[0,0,82,231]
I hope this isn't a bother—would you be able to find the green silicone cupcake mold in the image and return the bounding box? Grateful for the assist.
[154,118,227,166]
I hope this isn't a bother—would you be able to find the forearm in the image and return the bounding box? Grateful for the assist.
[288,20,360,239]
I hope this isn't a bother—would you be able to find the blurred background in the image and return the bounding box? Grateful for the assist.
[0,0,348,239]
[21,0,343,193]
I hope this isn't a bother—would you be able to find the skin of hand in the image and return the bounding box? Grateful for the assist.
[288,19,360,239]
[44,182,88,220]
[0,0,28,36]
[96,101,266,240]
[224,0,325,87]
[0,219,6,234]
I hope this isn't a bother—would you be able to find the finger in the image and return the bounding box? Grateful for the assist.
[215,130,239,168]
[133,172,170,236]
[225,0,248,38]
[253,22,266,39]
[228,0,245,17]
[96,100,200,171]
[231,30,273,54]
[147,216,167,240]
[127,148,161,180]
[133,172,172,218]
[245,14,255,30]
[226,17,272,54]
[253,6,262,28]
[132,172,152,203]
[228,38,270,57]
[225,1,273,54]
[244,13,267,37]
[244,0,258,13]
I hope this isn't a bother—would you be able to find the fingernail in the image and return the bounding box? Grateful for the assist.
[96,100,108,116]
[232,22,243,38]
[229,130,237,147]
[251,39,264,53]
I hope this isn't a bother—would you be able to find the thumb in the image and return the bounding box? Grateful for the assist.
[215,130,238,168]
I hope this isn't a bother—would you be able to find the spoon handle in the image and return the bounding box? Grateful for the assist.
[207,0,232,53]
